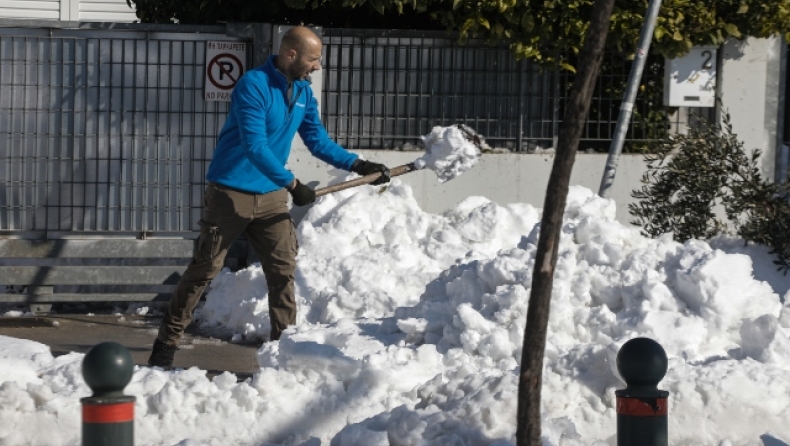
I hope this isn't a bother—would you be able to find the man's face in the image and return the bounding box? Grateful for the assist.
[289,40,322,81]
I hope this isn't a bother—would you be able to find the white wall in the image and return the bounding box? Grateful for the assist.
[719,36,785,182]
[77,0,136,22]
[0,0,60,20]
[0,0,136,21]
[287,144,649,225]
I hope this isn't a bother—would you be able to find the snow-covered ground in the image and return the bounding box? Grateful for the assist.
[1,180,789,446]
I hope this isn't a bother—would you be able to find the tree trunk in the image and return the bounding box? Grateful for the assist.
[516,0,617,445]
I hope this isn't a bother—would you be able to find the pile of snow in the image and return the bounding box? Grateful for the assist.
[413,125,482,182]
[1,181,789,446]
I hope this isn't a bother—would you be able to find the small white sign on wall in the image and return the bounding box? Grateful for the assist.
[664,46,718,107]
[204,41,247,102]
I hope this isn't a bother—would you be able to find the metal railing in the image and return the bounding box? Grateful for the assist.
[320,28,558,151]
[320,28,712,152]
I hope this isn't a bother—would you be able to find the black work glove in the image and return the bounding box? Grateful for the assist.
[351,159,391,186]
[288,180,316,206]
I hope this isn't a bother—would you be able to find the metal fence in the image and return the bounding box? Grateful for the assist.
[0,23,250,234]
[321,29,558,151]
[320,28,712,152]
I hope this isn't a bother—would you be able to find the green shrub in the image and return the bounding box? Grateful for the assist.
[629,109,790,273]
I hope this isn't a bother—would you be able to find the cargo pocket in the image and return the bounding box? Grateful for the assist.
[195,219,221,263]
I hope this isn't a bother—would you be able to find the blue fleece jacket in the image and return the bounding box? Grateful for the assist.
[206,56,359,194]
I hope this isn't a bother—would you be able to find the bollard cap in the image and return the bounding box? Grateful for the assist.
[616,337,668,391]
[82,342,134,398]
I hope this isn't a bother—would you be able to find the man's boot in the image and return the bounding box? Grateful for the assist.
[148,339,178,368]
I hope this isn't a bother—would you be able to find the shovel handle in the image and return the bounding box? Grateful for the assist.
[314,163,418,197]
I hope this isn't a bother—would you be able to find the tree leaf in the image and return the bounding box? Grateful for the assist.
[560,61,576,73]
[724,23,742,38]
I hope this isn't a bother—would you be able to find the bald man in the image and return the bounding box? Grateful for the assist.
[148,26,391,368]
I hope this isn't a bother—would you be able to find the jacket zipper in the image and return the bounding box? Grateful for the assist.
[289,85,303,114]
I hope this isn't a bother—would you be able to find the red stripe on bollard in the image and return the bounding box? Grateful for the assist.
[616,397,667,416]
[82,402,134,423]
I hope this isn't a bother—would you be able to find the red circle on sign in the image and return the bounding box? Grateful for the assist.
[207,53,243,90]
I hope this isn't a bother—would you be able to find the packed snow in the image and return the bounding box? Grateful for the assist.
[1,180,789,446]
[413,125,482,182]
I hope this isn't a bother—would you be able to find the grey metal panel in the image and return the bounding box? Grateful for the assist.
[0,25,251,232]
[0,292,170,302]
[0,265,184,285]
[320,29,554,151]
[0,239,194,257]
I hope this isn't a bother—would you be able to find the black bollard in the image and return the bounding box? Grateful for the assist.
[81,342,136,446]
[615,337,669,446]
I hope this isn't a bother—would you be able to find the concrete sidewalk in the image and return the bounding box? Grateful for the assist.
[0,313,261,381]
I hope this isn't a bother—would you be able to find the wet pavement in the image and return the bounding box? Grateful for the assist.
[0,312,261,381]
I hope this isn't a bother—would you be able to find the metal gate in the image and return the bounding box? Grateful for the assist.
[0,22,252,235]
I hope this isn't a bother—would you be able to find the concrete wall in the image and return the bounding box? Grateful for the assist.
[287,144,649,225]
[719,36,785,182]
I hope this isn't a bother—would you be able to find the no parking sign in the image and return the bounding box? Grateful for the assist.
[204,41,247,102]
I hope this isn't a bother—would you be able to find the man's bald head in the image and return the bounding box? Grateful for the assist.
[276,26,323,82]
[279,26,321,56]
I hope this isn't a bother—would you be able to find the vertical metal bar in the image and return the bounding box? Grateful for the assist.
[552,68,561,150]
[85,37,94,231]
[0,35,7,230]
[42,36,52,232]
[517,59,524,151]
[18,37,28,231]
[96,37,105,231]
[62,39,71,231]
[114,38,124,232]
[775,40,788,183]
[192,38,200,232]
[442,37,448,127]
[346,35,355,149]
[327,32,340,147]
[427,34,434,137]
[415,34,424,140]
[599,0,663,198]
[459,45,466,128]
[365,32,370,147]
[102,38,111,231]
[138,36,149,232]
[394,36,401,147]
[491,49,497,143]
[353,35,361,148]
[373,34,381,148]
[65,36,73,231]
[144,39,155,233]
[381,36,388,148]
[30,37,41,231]
[123,39,134,232]
[176,40,185,231]
[77,36,84,231]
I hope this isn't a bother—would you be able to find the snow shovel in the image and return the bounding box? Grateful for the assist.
[315,124,485,198]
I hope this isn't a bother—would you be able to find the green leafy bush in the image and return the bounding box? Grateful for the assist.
[629,109,790,272]
[129,0,790,71]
